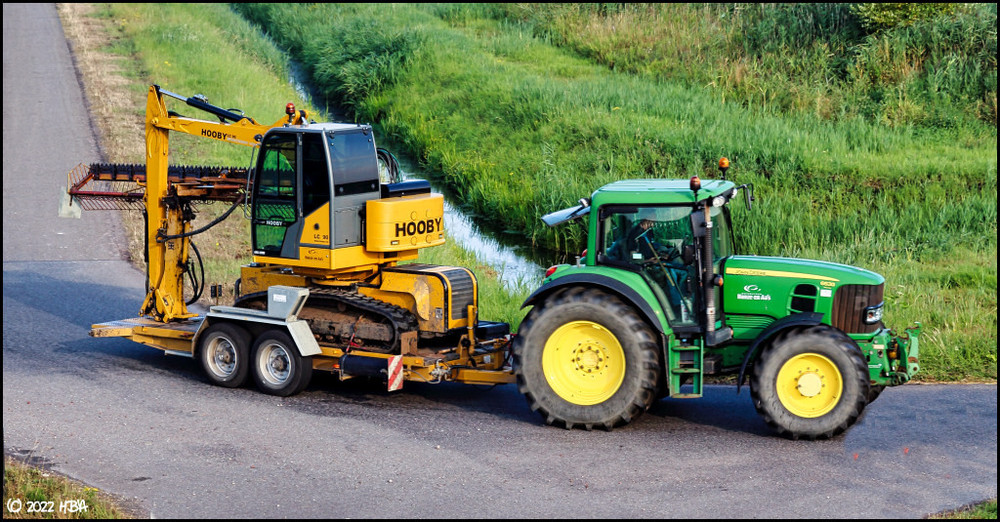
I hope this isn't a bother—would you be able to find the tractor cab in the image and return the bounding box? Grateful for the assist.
[596,201,734,328]
[541,174,748,346]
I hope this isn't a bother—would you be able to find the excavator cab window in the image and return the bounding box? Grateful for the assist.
[328,129,379,197]
[253,133,301,257]
[327,128,379,248]
[302,133,331,217]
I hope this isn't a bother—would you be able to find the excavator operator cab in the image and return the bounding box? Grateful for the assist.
[250,124,445,273]
[252,124,378,260]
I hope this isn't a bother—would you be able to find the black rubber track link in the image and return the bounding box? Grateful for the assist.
[235,286,418,354]
[513,287,662,431]
[750,324,870,440]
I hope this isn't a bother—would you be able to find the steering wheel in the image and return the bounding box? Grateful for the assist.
[655,243,680,262]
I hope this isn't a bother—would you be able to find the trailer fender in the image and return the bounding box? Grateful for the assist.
[194,286,321,357]
[736,312,823,393]
[521,273,666,335]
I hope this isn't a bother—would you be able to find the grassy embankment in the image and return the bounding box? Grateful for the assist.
[234,3,995,381]
[57,2,529,330]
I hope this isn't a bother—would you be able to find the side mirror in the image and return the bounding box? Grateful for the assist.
[737,183,755,211]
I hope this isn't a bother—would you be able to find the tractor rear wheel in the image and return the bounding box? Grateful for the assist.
[750,325,869,440]
[514,288,661,430]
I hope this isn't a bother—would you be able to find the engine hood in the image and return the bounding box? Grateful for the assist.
[724,256,884,287]
[722,256,885,337]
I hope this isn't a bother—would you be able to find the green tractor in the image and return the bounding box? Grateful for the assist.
[514,160,921,439]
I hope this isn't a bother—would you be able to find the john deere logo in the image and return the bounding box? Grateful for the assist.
[737,284,771,302]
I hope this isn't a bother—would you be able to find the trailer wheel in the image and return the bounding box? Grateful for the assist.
[514,288,661,430]
[199,322,251,388]
[251,330,312,397]
[750,325,869,440]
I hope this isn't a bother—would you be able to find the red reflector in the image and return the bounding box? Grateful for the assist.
[545,266,558,278]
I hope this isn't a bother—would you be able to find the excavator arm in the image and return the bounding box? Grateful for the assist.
[69,85,310,322]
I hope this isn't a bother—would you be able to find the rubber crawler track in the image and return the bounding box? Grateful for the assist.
[235,286,418,354]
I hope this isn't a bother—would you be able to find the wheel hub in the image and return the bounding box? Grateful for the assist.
[268,352,289,373]
[795,370,824,397]
[776,353,844,418]
[574,345,606,373]
[542,321,625,406]
[208,339,237,376]
[259,344,292,385]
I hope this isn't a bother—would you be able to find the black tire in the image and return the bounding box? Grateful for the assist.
[868,384,886,403]
[198,322,251,388]
[251,330,313,397]
[750,325,870,440]
[514,287,661,430]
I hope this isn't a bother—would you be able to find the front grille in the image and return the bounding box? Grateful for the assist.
[832,283,884,334]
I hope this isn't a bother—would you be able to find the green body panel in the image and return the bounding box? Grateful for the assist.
[722,255,883,342]
[542,264,672,334]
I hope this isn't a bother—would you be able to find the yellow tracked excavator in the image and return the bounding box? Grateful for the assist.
[68,85,513,396]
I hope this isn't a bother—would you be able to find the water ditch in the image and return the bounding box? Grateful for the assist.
[288,63,568,292]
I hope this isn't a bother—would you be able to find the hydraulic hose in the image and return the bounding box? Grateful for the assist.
[157,194,246,242]
[184,241,205,305]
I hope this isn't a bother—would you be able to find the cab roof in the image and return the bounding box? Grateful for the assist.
[593,178,735,205]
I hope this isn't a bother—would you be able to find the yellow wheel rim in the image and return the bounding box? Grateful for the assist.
[542,321,625,406]
[776,353,843,418]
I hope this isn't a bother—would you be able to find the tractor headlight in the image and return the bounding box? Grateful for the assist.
[863,302,884,324]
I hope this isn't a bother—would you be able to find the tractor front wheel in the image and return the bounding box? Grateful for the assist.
[750,325,869,440]
[514,288,661,430]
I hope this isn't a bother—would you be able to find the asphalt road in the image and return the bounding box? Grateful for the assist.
[3,3,997,519]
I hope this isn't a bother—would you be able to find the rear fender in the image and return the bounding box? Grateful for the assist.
[194,286,321,357]
[521,272,668,335]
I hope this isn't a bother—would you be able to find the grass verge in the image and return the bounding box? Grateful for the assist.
[2,456,139,519]
[927,498,998,519]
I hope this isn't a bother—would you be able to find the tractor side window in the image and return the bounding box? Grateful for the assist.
[253,134,298,257]
[711,205,734,259]
[602,206,697,325]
